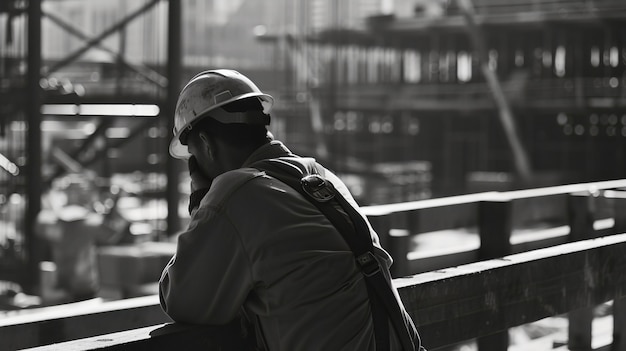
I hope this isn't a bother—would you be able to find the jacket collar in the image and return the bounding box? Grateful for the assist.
[242,140,295,167]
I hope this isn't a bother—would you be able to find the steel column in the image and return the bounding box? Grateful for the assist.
[165,0,182,236]
[25,0,42,293]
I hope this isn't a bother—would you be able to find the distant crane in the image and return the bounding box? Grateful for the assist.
[457,0,533,183]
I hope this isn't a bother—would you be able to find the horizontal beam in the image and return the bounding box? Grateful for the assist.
[22,322,252,351]
[41,104,160,117]
[43,95,164,105]
[370,7,626,34]
[0,295,170,350]
[333,91,626,113]
[398,233,626,348]
[20,234,626,350]
[362,179,626,216]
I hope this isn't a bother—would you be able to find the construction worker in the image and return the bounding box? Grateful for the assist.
[159,69,423,350]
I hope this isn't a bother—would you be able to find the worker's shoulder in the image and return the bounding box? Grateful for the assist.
[204,167,268,203]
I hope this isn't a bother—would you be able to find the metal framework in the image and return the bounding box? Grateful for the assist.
[0,0,181,292]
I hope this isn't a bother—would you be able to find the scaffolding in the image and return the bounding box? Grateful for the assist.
[0,0,181,293]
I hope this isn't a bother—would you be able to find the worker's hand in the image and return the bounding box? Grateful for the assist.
[188,156,212,192]
[187,156,212,214]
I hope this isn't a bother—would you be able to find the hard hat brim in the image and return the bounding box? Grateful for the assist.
[169,138,192,160]
[168,93,274,159]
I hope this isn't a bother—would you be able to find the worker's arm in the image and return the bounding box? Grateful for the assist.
[159,203,253,324]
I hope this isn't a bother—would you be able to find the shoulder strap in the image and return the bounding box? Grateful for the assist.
[252,159,419,351]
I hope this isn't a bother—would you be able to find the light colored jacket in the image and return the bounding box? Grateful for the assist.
[159,141,415,350]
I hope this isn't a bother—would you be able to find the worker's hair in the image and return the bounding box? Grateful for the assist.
[192,97,270,148]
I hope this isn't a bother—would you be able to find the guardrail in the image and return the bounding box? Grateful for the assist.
[4,179,626,350]
[362,179,626,277]
[22,234,626,351]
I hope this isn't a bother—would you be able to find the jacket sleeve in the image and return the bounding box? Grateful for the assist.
[159,204,254,324]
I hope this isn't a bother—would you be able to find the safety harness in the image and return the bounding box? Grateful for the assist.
[252,158,421,351]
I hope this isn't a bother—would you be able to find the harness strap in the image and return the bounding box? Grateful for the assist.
[252,159,417,351]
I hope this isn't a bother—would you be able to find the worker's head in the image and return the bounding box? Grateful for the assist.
[169,69,274,177]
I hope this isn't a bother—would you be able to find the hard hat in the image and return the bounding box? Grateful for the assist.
[169,69,274,159]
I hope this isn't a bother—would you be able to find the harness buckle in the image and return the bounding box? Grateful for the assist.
[356,252,381,277]
[301,174,335,203]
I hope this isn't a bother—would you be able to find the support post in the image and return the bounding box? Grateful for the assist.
[567,192,596,350]
[367,214,391,251]
[478,199,512,260]
[165,0,182,236]
[366,212,412,276]
[614,298,626,351]
[477,198,512,350]
[568,192,596,242]
[608,189,626,351]
[386,211,414,278]
[568,308,593,351]
[611,190,626,235]
[24,0,42,294]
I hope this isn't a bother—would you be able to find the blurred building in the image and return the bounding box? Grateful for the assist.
[260,0,626,198]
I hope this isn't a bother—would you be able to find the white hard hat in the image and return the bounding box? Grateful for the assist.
[169,69,274,159]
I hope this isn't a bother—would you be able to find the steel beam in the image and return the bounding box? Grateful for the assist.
[45,119,113,185]
[43,11,167,88]
[44,0,160,76]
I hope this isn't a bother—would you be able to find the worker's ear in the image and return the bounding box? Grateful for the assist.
[198,131,217,161]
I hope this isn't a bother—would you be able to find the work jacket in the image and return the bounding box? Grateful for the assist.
[159,140,417,350]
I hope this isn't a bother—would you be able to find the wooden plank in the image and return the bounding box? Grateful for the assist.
[22,321,252,351]
[0,295,171,350]
[21,325,164,351]
[361,191,498,216]
[396,234,626,349]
